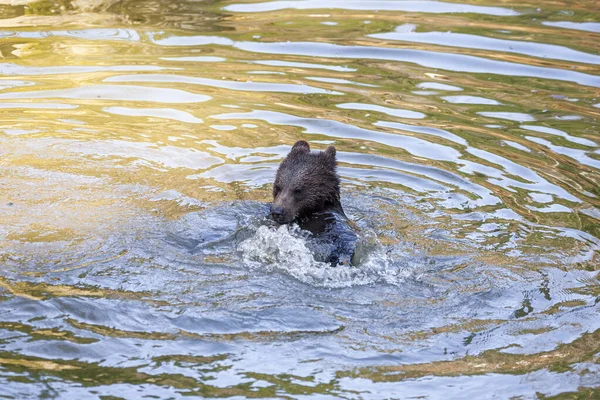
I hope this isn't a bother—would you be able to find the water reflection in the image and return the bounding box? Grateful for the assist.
[104,106,205,123]
[371,24,600,64]
[337,102,426,119]
[251,60,356,72]
[542,21,600,33]
[105,73,343,94]
[478,111,536,121]
[223,1,521,16]
[521,124,597,147]
[1,0,599,398]
[213,110,463,160]
[0,28,141,41]
[442,95,501,105]
[149,35,600,87]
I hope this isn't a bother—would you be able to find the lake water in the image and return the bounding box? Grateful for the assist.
[1,0,599,398]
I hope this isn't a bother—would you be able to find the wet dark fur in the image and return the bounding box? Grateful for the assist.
[271,140,356,265]
[271,140,343,224]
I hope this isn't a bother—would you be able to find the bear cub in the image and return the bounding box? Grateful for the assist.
[271,140,356,265]
[271,140,342,224]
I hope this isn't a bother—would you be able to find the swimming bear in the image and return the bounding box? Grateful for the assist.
[271,140,357,265]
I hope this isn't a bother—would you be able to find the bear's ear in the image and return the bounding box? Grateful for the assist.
[291,140,310,153]
[324,146,336,159]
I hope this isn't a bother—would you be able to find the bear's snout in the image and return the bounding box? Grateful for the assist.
[270,205,292,224]
[270,205,284,219]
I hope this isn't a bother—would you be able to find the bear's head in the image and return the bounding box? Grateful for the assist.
[271,140,341,224]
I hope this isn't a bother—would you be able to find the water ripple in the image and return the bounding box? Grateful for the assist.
[103,107,205,123]
[0,28,140,41]
[0,63,164,75]
[336,102,426,119]
[212,110,462,161]
[1,0,599,397]
[147,36,600,88]
[105,73,343,95]
[542,21,600,33]
[371,24,600,64]
[224,0,521,16]
[251,59,356,72]
[0,85,211,103]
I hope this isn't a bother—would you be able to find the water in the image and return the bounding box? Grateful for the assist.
[1,0,599,398]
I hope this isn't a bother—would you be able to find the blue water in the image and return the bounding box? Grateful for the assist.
[0,0,599,398]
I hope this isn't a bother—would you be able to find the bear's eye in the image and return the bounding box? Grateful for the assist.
[274,185,281,194]
[293,188,303,196]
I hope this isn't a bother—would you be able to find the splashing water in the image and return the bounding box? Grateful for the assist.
[239,223,407,288]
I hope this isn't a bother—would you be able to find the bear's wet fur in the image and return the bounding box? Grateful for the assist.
[271,140,356,265]
[271,140,343,224]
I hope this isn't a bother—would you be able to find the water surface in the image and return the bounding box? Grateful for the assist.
[1,0,599,398]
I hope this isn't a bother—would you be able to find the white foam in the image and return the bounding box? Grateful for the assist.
[239,224,405,288]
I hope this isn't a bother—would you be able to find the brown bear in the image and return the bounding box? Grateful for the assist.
[271,140,356,265]
[271,140,343,224]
